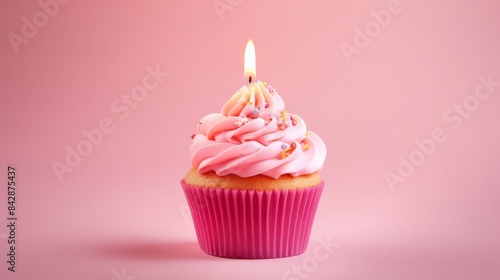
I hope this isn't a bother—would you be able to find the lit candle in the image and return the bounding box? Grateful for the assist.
[244,39,256,84]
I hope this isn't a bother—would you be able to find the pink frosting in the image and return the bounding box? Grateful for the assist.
[190,81,326,179]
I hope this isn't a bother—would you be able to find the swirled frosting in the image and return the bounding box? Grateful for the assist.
[190,81,326,179]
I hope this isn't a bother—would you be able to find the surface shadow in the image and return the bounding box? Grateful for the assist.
[78,240,211,261]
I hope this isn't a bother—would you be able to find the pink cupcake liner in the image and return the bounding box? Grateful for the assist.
[180,179,324,259]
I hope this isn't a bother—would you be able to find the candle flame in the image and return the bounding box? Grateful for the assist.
[244,39,256,83]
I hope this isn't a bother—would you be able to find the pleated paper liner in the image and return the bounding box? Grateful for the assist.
[181,179,324,259]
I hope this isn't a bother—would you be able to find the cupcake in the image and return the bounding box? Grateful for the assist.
[181,81,326,259]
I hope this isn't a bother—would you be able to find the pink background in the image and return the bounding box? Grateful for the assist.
[1,0,500,279]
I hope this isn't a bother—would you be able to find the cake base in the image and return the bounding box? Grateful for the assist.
[184,168,322,191]
[180,179,325,259]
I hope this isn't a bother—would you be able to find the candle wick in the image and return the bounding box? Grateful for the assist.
[249,76,252,84]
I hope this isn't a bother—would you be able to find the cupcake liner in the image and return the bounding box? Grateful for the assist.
[180,179,324,259]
